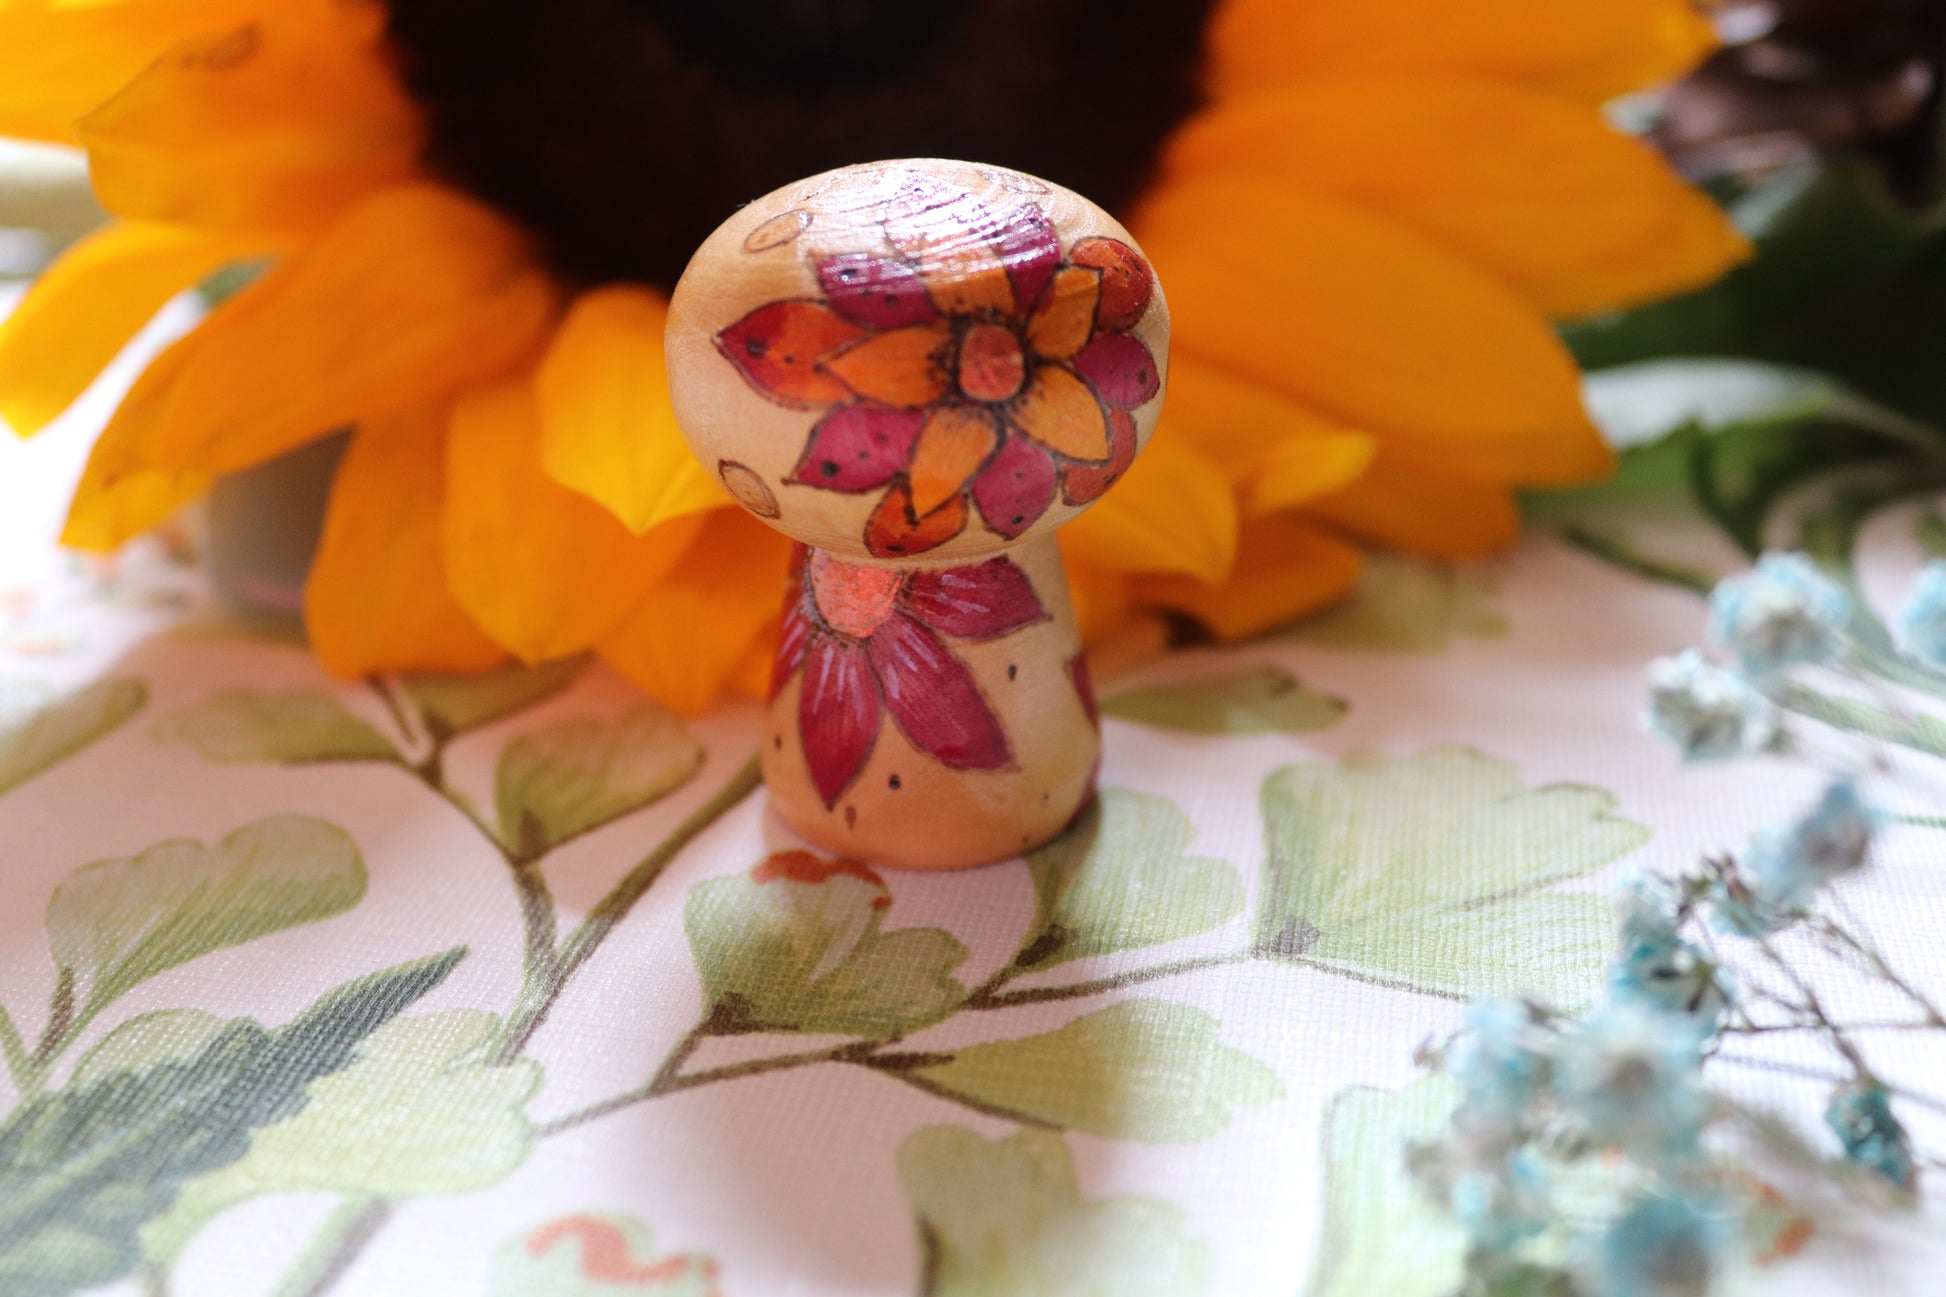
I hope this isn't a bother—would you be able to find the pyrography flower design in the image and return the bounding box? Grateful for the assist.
[0,0,1749,710]
[774,544,1047,805]
[714,184,1157,558]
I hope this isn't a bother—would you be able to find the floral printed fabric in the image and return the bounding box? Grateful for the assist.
[1,438,1944,1295]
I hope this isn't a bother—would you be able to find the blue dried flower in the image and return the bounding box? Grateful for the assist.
[1448,998,1546,1135]
[1708,553,1851,677]
[1643,650,1776,762]
[1610,872,1730,1027]
[1450,1149,1551,1252]
[1827,1081,1916,1192]
[1555,1003,1708,1156]
[1713,779,1879,936]
[1896,560,1946,666]
[1588,1192,1729,1297]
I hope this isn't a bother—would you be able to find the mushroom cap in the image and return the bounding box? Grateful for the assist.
[665,157,1169,564]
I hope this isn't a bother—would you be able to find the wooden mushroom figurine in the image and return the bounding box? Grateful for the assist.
[665,159,1168,869]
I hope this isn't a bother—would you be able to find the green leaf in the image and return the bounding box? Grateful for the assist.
[47,815,367,1014]
[1579,359,1939,453]
[1017,789,1243,971]
[1100,666,1345,734]
[495,705,704,858]
[684,856,968,1037]
[1302,1078,1462,1297]
[905,1000,1281,1143]
[146,1009,541,1260]
[898,1125,1211,1297]
[1256,747,1648,1006]
[0,949,462,1297]
[1288,555,1507,655]
[0,679,145,796]
[489,1213,720,1296]
[1914,509,1946,560]
[404,657,586,737]
[70,1010,229,1088]
[153,689,396,765]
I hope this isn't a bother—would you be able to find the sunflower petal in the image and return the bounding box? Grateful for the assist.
[801,634,881,808]
[1207,0,1717,106]
[116,183,556,479]
[1247,430,1379,516]
[0,222,269,436]
[1138,516,1363,640]
[79,7,421,236]
[1162,355,1375,482]
[867,612,1012,772]
[1164,79,1748,319]
[1134,175,1599,483]
[820,324,952,408]
[536,285,727,533]
[908,405,999,516]
[1010,364,1110,461]
[443,374,702,661]
[1061,429,1236,583]
[1304,451,1523,560]
[0,0,266,144]
[599,510,791,714]
[60,337,208,550]
[305,408,503,677]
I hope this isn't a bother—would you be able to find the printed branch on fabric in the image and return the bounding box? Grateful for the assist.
[0,644,1646,1296]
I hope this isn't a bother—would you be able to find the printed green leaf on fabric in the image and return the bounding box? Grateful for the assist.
[1289,555,1507,655]
[0,678,145,797]
[898,1125,1210,1297]
[495,705,704,858]
[1016,790,1243,971]
[70,1010,229,1087]
[0,950,463,1297]
[904,1000,1280,1143]
[154,689,395,765]
[1303,1078,1462,1297]
[490,1213,721,1297]
[1256,747,1648,1006]
[684,853,968,1037]
[1100,666,1346,735]
[146,1009,541,1261]
[46,815,366,1016]
[404,656,586,737]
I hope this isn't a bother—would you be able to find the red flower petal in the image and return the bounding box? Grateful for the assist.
[1070,333,1160,409]
[800,633,882,807]
[817,253,940,329]
[970,435,1057,540]
[867,612,1013,772]
[1070,237,1154,331]
[864,483,968,558]
[994,204,1060,316]
[715,301,865,408]
[903,556,1047,640]
[788,405,926,493]
[1061,408,1137,505]
[770,579,812,702]
[1067,652,1100,729]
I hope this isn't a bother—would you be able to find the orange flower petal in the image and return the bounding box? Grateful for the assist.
[1061,556,1132,644]
[820,324,952,408]
[79,6,422,237]
[1062,430,1236,584]
[1304,451,1523,560]
[1162,354,1373,483]
[1163,79,1748,319]
[865,482,968,559]
[1010,364,1111,461]
[910,240,1015,317]
[1207,0,1717,107]
[537,285,726,534]
[715,300,865,407]
[112,183,557,481]
[1248,430,1379,516]
[599,510,792,715]
[0,221,273,436]
[444,374,704,661]
[1137,515,1363,640]
[908,405,999,516]
[0,0,268,144]
[306,408,504,677]
[60,338,209,550]
[1025,266,1103,361]
[1134,174,1599,483]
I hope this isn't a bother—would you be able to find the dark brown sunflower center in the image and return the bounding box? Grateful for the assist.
[382,0,1218,290]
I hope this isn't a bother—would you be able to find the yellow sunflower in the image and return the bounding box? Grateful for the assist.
[0,0,1744,710]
